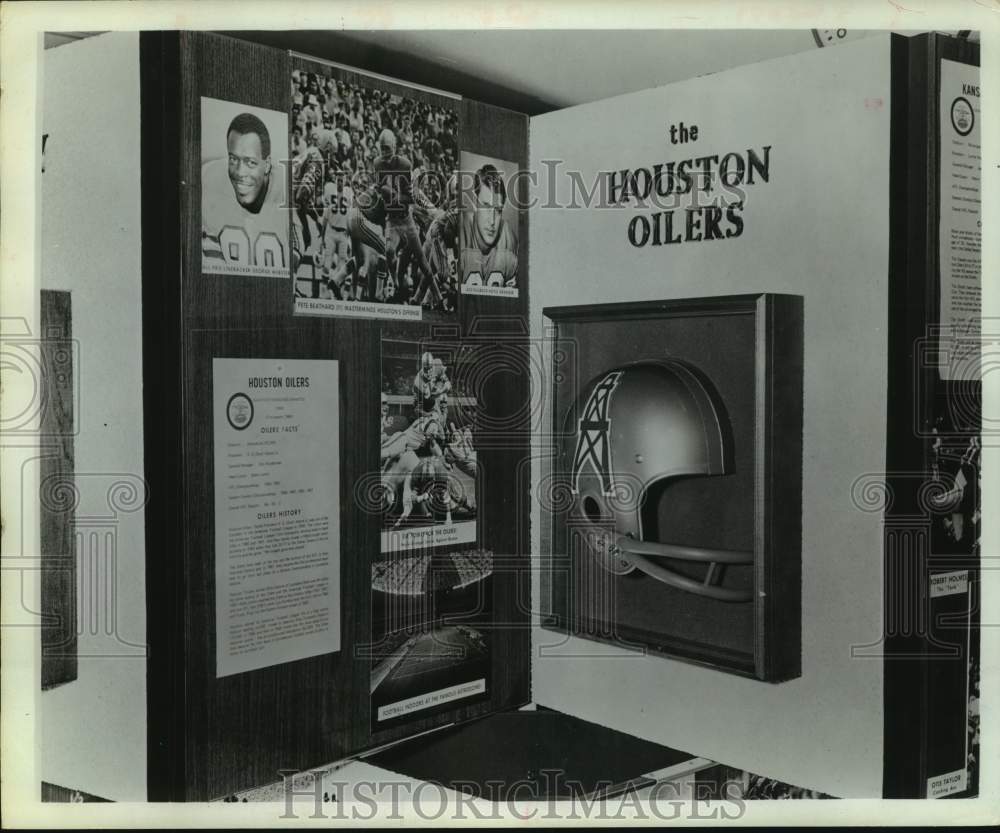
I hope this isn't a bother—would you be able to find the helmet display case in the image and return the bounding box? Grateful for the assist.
[543,293,803,681]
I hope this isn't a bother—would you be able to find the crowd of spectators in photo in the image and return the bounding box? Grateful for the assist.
[291,68,459,206]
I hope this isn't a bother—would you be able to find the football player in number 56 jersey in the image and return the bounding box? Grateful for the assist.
[202,112,288,273]
[461,163,518,289]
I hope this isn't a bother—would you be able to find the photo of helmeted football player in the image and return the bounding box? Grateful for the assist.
[416,173,459,311]
[345,178,389,301]
[201,98,289,278]
[315,166,359,300]
[380,392,394,443]
[460,153,520,297]
[411,351,453,416]
[380,413,452,529]
[380,331,478,553]
[375,128,449,312]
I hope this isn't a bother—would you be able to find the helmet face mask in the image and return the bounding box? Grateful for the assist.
[562,360,752,602]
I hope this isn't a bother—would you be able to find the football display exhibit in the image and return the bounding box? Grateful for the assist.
[33,30,980,804]
[529,33,980,799]
[544,295,802,680]
[133,32,529,800]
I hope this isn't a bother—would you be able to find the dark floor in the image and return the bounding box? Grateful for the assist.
[369,708,699,799]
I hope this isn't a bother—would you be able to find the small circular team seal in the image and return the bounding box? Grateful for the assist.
[951,96,974,136]
[226,392,254,430]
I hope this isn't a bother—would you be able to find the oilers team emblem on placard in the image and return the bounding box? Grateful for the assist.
[571,371,623,496]
[951,96,974,136]
[226,392,254,430]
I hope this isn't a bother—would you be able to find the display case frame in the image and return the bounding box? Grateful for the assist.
[542,293,803,682]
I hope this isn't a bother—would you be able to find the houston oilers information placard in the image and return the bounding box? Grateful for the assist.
[212,358,341,677]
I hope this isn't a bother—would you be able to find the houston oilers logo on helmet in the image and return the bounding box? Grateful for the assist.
[570,370,623,496]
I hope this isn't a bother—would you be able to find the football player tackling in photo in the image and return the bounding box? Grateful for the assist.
[374,129,448,310]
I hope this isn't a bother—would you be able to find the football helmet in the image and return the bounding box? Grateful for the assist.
[378,128,397,158]
[444,172,458,209]
[561,360,752,602]
[411,457,450,511]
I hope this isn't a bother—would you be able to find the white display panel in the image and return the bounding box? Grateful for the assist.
[938,59,982,382]
[530,36,894,797]
[38,32,148,802]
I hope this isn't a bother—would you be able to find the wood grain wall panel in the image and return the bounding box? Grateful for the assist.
[178,32,381,800]
[180,31,296,331]
[145,32,534,799]
[40,290,78,689]
[181,325,377,800]
[142,30,186,800]
[882,32,981,799]
[358,90,534,750]
[458,99,532,712]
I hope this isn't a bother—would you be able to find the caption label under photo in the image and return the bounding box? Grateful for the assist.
[382,519,476,553]
[460,282,517,299]
[377,678,487,722]
[296,298,424,321]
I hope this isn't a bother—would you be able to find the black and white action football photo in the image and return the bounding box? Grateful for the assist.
[379,324,478,554]
[290,64,460,322]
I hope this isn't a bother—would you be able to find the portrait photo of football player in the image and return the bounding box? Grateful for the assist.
[459,152,520,298]
[200,97,289,278]
[379,329,478,553]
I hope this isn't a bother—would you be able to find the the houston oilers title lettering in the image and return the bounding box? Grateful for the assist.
[600,122,773,248]
[571,371,623,496]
